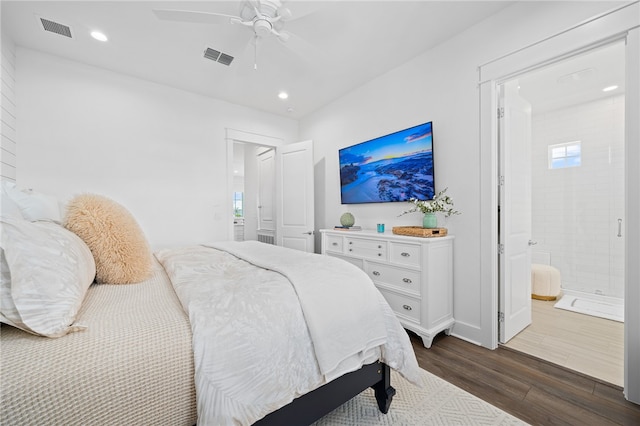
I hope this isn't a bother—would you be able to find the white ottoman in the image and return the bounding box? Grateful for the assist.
[531,264,561,301]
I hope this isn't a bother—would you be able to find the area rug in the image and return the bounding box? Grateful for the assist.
[313,369,527,425]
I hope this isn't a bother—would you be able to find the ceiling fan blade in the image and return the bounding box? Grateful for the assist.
[276,6,292,22]
[277,30,326,65]
[274,29,290,43]
[224,31,255,58]
[280,1,324,22]
[152,9,240,25]
[246,0,261,11]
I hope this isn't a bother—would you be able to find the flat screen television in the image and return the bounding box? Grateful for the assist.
[339,121,434,204]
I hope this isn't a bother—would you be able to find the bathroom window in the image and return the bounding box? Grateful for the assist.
[548,141,581,169]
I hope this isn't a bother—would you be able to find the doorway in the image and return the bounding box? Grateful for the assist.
[225,129,283,244]
[225,129,316,252]
[498,41,626,385]
[233,141,276,243]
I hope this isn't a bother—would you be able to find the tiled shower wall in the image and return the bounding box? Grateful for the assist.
[531,94,625,299]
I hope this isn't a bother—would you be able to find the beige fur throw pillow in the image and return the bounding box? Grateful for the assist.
[64,194,152,284]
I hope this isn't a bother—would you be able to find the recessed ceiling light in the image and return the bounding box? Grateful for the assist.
[90,31,108,42]
[602,85,618,92]
[278,91,288,100]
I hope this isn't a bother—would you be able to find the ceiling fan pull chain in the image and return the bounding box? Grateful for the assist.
[254,35,259,70]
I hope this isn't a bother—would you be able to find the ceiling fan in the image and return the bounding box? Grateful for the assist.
[153,0,309,68]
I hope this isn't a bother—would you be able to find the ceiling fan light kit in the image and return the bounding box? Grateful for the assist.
[235,0,294,41]
[251,18,273,38]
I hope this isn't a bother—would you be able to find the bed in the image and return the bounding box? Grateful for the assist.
[0,189,421,425]
[1,259,198,425]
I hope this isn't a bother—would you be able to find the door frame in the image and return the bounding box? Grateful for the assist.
[225,128,283,242]
[484,36,632,344]
[478,2,639,402]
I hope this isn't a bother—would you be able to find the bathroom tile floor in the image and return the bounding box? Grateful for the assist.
[503,299,624,387]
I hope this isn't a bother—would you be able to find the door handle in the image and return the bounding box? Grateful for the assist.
[528,240,537,246]
[618,219,622,237]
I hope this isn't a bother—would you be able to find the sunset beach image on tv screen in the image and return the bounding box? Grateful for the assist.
[339,121,434,204]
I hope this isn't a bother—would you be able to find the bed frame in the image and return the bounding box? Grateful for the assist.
[255,361,395,425]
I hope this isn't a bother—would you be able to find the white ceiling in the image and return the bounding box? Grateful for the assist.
[1,0,515,119]
[518,40,626,113]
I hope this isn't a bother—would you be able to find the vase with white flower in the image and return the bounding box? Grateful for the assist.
[398,188,461,228]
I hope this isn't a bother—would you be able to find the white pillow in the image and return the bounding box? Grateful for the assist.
[4,185,61,223]
[0,217,96,337]
[0,181,24,220]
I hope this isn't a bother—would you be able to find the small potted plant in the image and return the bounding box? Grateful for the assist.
[399,188,460,228]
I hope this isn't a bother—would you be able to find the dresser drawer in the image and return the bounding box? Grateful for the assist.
[365,262,421,296]
[344,237,387,260]
[378,288,421,324]
[389,242,421,267]
[325,235,343,253]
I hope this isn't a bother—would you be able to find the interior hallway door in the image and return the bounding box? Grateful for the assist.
[276,140,315,252]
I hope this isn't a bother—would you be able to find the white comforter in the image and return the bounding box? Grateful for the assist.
[155,242,421,426]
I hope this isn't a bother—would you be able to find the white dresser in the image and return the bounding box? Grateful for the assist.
[320,229,454,348]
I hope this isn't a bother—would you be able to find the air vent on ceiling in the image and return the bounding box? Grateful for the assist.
[204,48,221,61]
[218,53,234,66]
[557,68,595,84]
[204,47,234,66]
[40,17,72,38]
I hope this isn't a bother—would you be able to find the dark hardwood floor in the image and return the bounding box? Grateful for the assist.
[410,332,640,425]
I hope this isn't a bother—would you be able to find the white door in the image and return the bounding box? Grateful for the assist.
[499,79,533,343]
[276,140,314,252]
[257,149,275,231]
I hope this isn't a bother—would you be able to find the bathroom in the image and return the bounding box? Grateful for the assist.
[529,41,625,321]
[504,40,626,386]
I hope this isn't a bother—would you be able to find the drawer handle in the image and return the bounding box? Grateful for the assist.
[378,245,382,249]
[373,271,380,276]
[403,278,412,284]
[349,241,353,245]
[349,249,353,252]
[402,304,412,311]
[332,242,338,246]
[378,253,382,256]
[401,252,410,257]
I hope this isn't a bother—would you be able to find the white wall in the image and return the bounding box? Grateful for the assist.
[233,177,244,194]
[15,48,298,248]
[1,32,16,182]
[531,95,625,298]
[300,1,627,346]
